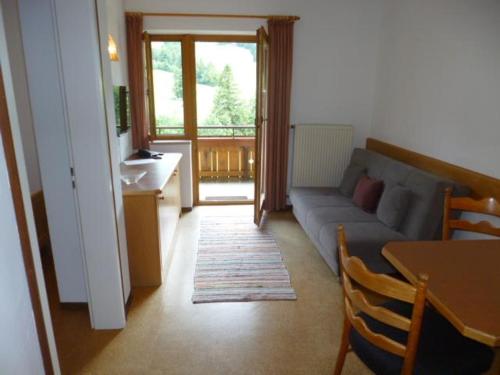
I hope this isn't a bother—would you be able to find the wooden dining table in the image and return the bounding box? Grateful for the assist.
[382,239,500,347]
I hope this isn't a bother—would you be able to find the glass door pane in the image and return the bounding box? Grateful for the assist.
[151,41,185,136]
[195,42,256,137]
[195,41,257,202]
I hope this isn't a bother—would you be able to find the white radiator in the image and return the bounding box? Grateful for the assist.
[291,124,353,187]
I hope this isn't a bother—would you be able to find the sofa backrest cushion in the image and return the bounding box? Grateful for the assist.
[348,148,469,240]
[376,184,411,230]
[339,165,366,197]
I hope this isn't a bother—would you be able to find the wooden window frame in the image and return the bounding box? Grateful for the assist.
[144,33,257,205]
[144,33,257,141]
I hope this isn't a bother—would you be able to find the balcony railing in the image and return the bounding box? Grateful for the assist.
[154,125,256,180]
[198,137,255,180]
[197,126,255,138]
[155,125,256,138]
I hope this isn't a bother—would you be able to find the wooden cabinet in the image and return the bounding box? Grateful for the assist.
[158,168,181,278]
[122,154,182,287]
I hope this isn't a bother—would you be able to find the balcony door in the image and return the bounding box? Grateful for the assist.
[253,27,269,225]
[145,34,257,205]
[195,39,257,203]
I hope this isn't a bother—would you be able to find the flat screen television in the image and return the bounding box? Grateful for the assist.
[113,85,131,134]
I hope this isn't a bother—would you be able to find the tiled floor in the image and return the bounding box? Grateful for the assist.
[199,180,254,201]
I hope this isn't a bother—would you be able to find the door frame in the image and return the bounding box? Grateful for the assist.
[0,2,60,370]
[144,33,257,205]
[0,69,56,374]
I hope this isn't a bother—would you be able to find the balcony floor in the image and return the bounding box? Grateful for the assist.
[199,180,254,202]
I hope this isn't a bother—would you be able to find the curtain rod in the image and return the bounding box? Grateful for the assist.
[133,12,300,21]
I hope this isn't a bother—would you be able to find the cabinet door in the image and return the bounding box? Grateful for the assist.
[124,194,161,286]
[159,168,181,274]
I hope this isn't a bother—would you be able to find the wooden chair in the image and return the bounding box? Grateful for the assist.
[442,187,500,239]
[333,225,494,375]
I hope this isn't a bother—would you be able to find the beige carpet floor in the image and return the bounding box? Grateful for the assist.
[44,206,376,374]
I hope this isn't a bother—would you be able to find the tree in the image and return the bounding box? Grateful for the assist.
[152,43,181,72]
[152,43,183,99]
[196,60,219,86]
[207,65,246,126]
[243,99,256,126]
[173,68,183,99]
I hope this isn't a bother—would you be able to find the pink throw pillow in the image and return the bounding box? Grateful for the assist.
[352,176,385,213]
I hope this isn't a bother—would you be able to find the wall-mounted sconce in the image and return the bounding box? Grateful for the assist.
[108,34,119,61]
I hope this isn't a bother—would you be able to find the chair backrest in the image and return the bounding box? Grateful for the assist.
[442,187,500,240]
[337,225,429,375]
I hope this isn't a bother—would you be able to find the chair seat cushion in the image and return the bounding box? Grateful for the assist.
[350,300,494,375]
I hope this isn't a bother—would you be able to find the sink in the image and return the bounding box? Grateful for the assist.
[120,171,146,185]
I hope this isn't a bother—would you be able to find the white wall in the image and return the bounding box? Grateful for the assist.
[125,0,385,147]
[143,14,264,34]
[107,0,135,160]
[372,0,500,178]
[119,130,133,160]
[371,0,500,237]
[1,0,41,192]
[96,0,131,306]
[107,0,128,86]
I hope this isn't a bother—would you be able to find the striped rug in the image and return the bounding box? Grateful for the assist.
[192,216,297,303]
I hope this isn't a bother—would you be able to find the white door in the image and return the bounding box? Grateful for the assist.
[18,0,88,303]
[18,0,127,329]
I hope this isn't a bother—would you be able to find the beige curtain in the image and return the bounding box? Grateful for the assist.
[265,17,295,211]
[126,13,149,149]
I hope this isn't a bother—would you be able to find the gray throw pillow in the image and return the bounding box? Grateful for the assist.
[339,165,365,197]
[376,184,412,230]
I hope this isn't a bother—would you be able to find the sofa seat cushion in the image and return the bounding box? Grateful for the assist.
[290,187,354,224]
[305,206,379,240]
[350,300,494,375]
[318,222,407,274]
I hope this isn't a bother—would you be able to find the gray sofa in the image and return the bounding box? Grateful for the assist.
[290,148,468,275]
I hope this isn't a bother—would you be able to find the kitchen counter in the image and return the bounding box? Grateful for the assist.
[121,153,182,196]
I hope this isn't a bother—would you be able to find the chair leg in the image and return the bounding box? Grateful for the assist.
[333,317,351,375]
